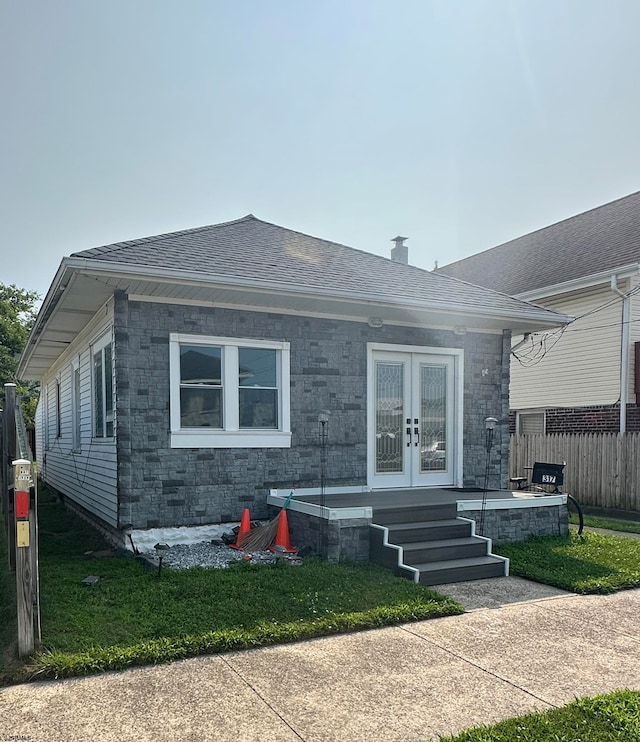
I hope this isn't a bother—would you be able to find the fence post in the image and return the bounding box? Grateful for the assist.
[13,457,34,657]
[4,384,17,570]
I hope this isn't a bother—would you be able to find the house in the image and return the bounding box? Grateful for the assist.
[19,215,569,582]
[437,191,640,435]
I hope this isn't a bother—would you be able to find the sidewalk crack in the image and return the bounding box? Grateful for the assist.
[399,626,560,709]
[220,656,307,741]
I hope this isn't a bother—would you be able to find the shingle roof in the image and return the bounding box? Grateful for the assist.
[71,214,561,318]
[436,191,640,295]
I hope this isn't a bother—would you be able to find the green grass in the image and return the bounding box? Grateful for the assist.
[2,489,463,681]
[570,512,640,535]
[438,689,640,741]
[495,530,640,594]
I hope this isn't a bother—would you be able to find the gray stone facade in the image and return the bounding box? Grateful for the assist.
[285,510,371,563]
[113,292,511,530]
[463,504,569,543]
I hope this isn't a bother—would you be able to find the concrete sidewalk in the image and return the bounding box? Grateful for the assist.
[1,578,639,742]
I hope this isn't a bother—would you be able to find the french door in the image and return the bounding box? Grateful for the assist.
[369,348,459,488]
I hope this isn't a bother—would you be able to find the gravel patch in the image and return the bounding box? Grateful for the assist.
[140,541,280,570]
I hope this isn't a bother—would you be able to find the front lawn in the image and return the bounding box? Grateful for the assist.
[438,689,640,741]
[570,512,640,535]
[2,489,463,682]
[494,530,640,594]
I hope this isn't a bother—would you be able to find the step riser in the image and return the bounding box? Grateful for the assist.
[372,504,458,524]
[387,524,471,542]
[419,561,506,586]
[403,541,488,564]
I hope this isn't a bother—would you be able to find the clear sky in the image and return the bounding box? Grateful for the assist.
[2,0,640,298]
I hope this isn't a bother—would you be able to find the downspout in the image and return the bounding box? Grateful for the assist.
[610,275,630,433]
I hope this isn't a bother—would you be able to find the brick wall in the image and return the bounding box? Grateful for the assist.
[510,404,640,435]
[114,294,511,529]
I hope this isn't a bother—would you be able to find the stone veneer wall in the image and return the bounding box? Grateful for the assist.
[113,291,511,530]
[463,504,568,543]
[285,509,371,563]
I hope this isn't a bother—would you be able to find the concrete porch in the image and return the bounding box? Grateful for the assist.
[267,487,568,586]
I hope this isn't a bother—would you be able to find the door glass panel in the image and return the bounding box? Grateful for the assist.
[420,365,447,472]
[375,362,404,473]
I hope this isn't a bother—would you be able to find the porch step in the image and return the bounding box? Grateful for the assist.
[414,556,507,586]
[386,519,472,542]
[372,502,458,525]
[401,536,488,563]
[370,510,508,586]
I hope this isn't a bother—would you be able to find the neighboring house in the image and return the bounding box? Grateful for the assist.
[438,191,640,435]
[18,215,567,551]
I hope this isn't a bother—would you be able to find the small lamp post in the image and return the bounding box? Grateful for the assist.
[318,411,330,509]
[317,411,330,555]
[479,417,498,536]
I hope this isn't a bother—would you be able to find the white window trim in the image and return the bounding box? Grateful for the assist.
[92,332,114,440]
[169,333,291,448]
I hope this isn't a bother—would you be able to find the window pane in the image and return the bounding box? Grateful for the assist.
[239,388,277,428]
[94,350,103,437]
[73,366,81,448]
[104,343,113,418]
[180,387,222,428]
[420,365,447,473]
[239,348,276,387]
[375,362,404,473]
[180,346,221,385]
[520,413,545,435]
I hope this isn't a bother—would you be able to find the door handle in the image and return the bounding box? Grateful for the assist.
[414,427,419,446]
[406,426,412,447]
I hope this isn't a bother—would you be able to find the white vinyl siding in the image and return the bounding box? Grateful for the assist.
[511,284,624,410]
[628,276,640,401]
[37,301,118,527]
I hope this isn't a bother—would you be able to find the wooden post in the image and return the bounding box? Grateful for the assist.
[14,458,34,657]
[4,384,16,570]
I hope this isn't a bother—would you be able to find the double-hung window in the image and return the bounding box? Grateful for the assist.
[93,334,114,438]
[169,334,291,448]
[71,360,81,450]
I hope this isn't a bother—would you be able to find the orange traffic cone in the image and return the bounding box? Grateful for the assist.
[269,509,296,553]
[230,508,251,550]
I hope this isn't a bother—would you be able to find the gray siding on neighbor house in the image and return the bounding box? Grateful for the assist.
[114,292,510,529]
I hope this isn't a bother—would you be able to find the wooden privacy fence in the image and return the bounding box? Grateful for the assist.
[510,433,640,512]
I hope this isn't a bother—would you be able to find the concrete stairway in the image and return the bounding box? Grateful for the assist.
[369,501,508,586]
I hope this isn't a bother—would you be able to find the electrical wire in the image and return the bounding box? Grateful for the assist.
[512,280,640,367]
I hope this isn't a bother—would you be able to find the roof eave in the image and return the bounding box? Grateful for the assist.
[516,263,640,302]
[17,258,76,378]
[19,257,571,379]
[69,257,569,327]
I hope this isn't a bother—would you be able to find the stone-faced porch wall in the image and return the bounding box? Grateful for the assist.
[114,292,511,529]
[462,504,569,542]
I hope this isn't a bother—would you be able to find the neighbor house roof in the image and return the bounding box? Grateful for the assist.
[437,191,640,296]
[19,215,571,379]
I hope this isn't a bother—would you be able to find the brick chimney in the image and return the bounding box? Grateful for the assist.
[390,236,408,264]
